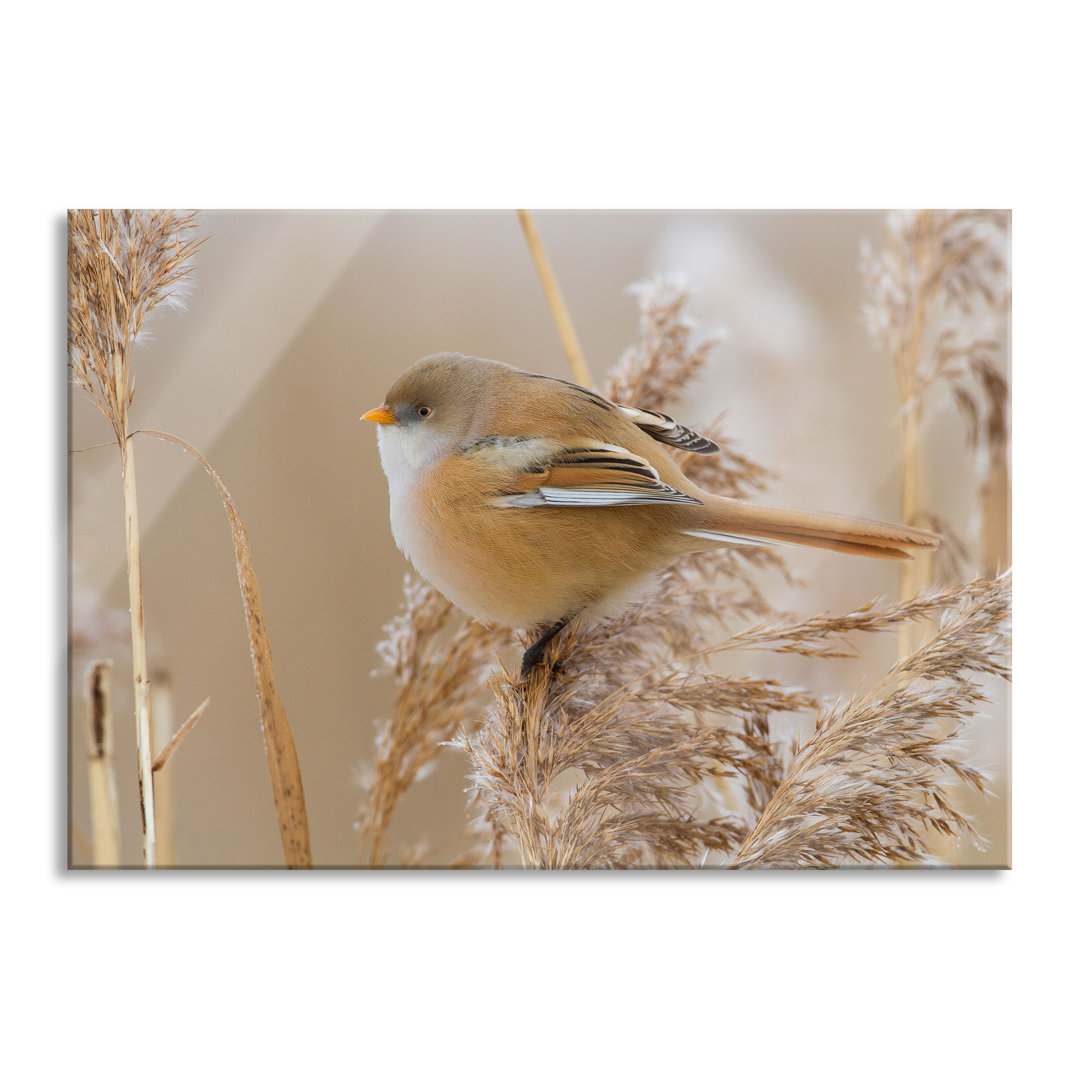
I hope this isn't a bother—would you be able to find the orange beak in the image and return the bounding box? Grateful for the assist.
[362,405,396,425]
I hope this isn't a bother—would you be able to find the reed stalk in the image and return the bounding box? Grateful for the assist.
[517,209,593,388]
[894,214,933,657]
[119,429,157,864]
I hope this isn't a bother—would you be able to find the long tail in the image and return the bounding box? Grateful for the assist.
[687,497,940,561]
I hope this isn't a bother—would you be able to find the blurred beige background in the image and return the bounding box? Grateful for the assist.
[67,210,1009,868]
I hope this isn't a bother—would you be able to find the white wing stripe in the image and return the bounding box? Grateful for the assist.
[682,529,784,547]
[499,485,702,508]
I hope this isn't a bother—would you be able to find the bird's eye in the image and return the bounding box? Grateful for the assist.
[417,405,432,418]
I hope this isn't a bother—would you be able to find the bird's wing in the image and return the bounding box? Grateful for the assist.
[467,437,703,508]
[516,371,719,455]
[617,405,720,455]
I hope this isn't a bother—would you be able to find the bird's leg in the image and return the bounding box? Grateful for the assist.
[520,615,572,679]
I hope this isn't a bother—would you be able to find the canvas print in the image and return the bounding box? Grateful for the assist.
[67,209,1011,869]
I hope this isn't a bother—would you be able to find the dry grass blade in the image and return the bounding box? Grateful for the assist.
[138,429,312,869]
[732,573,1010,868]
[358,577,512,866]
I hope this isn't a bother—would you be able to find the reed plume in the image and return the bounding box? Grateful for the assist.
[68,210,203,446]
[357,577,513,866]
[733,572,1009,868]
[461,630,809,868]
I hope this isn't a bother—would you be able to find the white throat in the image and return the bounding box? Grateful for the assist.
[375,423,456,562]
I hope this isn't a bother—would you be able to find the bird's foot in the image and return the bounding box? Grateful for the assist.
[519,616,573,679]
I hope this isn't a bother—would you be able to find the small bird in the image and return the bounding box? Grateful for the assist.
[364,353,939,674]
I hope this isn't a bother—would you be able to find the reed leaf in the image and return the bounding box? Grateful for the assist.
[139,429,312,869]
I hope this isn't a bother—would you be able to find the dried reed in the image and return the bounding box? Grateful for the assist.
[461,633,804,868]
[149,669,177,866]
[733,572,1009,867]
[356,577,513,866]
[517,210,593,388]
[859,210,1010,652]
[84,661,121,867]
[139,430,312,868]
[859,209,1011,861]
[68,210,204,866]
[70,211,312,869]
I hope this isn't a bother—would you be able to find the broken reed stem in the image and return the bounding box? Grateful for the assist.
[152,696,209,776]
[85,661,121,867]
[120,431,156,867]
[517,209,593,388]
[151,679,211,868]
